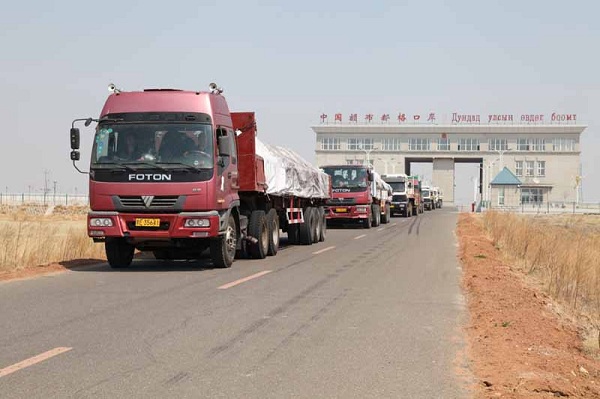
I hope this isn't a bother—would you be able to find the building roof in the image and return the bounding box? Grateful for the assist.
[491,167,522,186]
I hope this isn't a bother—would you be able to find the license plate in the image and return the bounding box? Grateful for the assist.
[135,218,160,227]
[335,207,348,213]
[390,205,395,208]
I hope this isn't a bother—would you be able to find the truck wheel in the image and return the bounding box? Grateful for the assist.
[105,238,134,268]
[298,207,313,245]
[211,214,237,268]
[372,205,381,227]
[318,207,326,242]
[248,210,269,259]
[364,211,372,229]
[381,204,390,224]
[266,209,280,256]
[311,208,321,244]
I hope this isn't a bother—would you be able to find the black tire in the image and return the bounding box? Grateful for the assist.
[318,207,326,242]
[248,210,269,259]
[210,214,237,268]
[299,207,313,245]
[381,204,390,224]
[105,238,134,268]
[364,210,372,229]
[266,209,280,256]
[311,207,320,244]
[372,204,381,227]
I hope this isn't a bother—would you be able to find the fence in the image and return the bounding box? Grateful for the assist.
[472,201,600,215]
[0,193,89,206]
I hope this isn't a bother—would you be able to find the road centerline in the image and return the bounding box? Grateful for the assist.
[354,234,366,240]
[312,246,335,255]
[218,270,272,290]
[0,347,72,378]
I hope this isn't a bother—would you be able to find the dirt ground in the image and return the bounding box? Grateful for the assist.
[458,213,600,398]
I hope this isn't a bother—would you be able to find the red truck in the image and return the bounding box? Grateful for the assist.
[321,165,392,228]
[69,83,331,269]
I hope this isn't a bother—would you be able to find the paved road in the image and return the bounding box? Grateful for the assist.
[0,208,468,398]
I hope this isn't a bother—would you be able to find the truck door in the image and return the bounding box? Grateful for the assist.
[216,127,239,208]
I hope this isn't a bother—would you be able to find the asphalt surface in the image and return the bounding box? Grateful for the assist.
[0,208,469,398]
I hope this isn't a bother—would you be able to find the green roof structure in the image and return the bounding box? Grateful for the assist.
[490,167,522,186]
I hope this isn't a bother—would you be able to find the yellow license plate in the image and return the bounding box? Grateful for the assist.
[335,207,348,213]
[135,218,160,227]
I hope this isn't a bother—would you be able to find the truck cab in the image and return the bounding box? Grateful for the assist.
[422,185,433,211]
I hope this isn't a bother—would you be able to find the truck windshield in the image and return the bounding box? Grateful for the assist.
[387,182,405,192]
[422,190,430,197]
[322,167,368,189]
[91,123,214,169]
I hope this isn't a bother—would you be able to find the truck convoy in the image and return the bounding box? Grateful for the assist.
[382,174,424,217]
[69,83,331,269]
[321,165,392,228]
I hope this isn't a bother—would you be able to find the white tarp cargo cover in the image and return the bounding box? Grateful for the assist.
[255,138,330,199]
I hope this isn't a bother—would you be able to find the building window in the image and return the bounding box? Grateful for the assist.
[521,188,543,204]
[517,138,529,151]
[515,161,523,176]
[537,161,546,177]
[489,138,508,151]
[525,161,534,177]
[437,138,450,151]
[321,137,340,150]
[347,138,374,151]
[458,138,480,151]
[408,138,430,151]
[530,139,545,151]
[498,187,505,206]
[381,138,400,151]
[552,138,575,151]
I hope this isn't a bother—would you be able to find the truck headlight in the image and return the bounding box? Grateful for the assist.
[184,218,210,228]
[356,205,368,213]
[90,218,113,227]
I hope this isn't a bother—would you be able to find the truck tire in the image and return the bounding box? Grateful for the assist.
[364,210,372,229]
[318,207,326,242]
[248,210,269,259]
[211,214,237,268]
[381,204,390,224]
[266,209,280,256]
[298,207,313,245]
[105,238,135,268]
[372,204,381,227]
[311,207,321,244]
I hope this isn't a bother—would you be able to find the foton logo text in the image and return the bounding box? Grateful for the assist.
[128,174,172,181]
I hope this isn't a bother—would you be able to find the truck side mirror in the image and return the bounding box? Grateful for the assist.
[218,135,230,156]
[70,151,80,161]
[367,171,374,182]
[70,128,80,150]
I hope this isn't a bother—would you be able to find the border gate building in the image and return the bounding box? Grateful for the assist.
[312,112,586,207]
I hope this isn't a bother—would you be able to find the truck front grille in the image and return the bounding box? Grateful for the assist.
[116,196,181,210]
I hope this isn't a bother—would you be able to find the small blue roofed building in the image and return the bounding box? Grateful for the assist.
[490,167,522,208]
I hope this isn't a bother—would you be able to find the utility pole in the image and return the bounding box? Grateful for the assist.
[53,181,57,204]
[43,169,50,205]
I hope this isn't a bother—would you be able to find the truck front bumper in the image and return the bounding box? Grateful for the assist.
[324,205,369,222]
[389,203,407,215]
[87,211,221,241]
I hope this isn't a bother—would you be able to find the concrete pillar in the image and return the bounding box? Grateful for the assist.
[432,158,455,203]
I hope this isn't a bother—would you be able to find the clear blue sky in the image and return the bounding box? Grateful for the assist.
[1,0,598,202]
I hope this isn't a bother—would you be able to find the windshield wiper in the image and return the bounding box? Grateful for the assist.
[121,162,168,171]
[92,161,139,172]
[156,162,204,172]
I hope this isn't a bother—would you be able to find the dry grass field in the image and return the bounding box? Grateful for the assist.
[482,212,600,337]
[0,205,105,274]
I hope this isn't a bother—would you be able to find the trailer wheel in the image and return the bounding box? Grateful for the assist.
[266,209,280,256]
[318,207,326,242]
[364,210,372,229]
[372,204,381,227]
[105,238,134,268]
[298,207,313,245]
[248,210,269,259]
[311,208,321,243]
[287,223,300,245]
[211,214,237,268]
[381,204,390,224]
